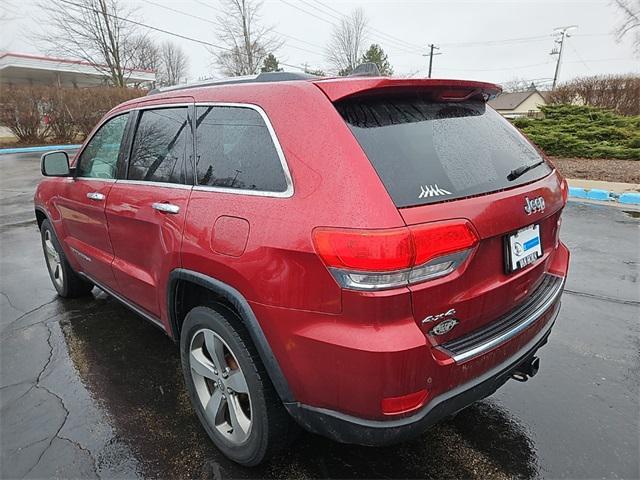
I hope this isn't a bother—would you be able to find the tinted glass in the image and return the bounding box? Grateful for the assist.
[336,97,552,208]
[77,113,129,179]
[128,107,188,184]
[195,106,287,192]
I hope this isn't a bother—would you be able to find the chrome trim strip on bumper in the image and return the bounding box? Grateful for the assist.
[439,274,565,364]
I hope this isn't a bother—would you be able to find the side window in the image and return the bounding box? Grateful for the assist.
[195,106,288,192]
[128,107,188,184]
[77,113,129,179]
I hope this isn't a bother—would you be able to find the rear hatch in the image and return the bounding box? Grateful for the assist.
[319,78,565,345]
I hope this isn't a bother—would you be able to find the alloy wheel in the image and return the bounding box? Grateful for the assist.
[189,328,252,445]
[43,229,64,290]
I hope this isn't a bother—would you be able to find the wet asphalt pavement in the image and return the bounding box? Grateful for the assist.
[0,151,638,479]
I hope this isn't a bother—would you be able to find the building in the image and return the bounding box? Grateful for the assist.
[0,52,155,87]
[488,89,549,118]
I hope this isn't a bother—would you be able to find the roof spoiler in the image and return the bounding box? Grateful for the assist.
[313,78,502,103]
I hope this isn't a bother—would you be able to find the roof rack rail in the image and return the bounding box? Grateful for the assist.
[147,71,321,96]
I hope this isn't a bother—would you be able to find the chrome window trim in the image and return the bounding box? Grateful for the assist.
[116,179,193,190]
[438,274,565,364]
[73,177,116,183]
[192,102,294,198]
[81,101,294,197]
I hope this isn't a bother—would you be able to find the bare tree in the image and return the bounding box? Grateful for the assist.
[326,8,368,76]
[614,0,640,55]
[501,78,539,93]
[36,0,143,87]
[130,35,160,71]
[211,0,281,76]
[549,74,640,115]
[159,41,189,86]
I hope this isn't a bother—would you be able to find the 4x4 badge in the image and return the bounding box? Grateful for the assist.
[419,184,452,199]
[422,308,456,324]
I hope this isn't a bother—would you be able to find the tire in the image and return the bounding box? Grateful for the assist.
[180,304,293,466]
[40,219,94,298]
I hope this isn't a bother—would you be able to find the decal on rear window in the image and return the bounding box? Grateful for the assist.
[418,184,452,199]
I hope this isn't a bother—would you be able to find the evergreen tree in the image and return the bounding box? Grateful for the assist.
[261,53,283,72]
[360,44,393,76]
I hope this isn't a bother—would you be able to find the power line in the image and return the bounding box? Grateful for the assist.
[189,0,327,54]
[56,0,320,72]
[141,0,326,57]
[306,0,425,53]
[442,61,554,73]
[440,34,552,48]
[278,0,424,55]
[58,0,230,49]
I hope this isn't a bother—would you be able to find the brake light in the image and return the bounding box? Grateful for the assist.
[311,227,413,271]
[411,221,478,265]
[313,220,478,290]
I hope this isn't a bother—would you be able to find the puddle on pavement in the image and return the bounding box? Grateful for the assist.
[60,291,540,479]
[622,210,640,219]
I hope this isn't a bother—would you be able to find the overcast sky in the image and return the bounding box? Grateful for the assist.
[3,0,639,87]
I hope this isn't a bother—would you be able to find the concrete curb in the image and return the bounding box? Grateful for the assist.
[569,187,640,205]
[0,144,81,155]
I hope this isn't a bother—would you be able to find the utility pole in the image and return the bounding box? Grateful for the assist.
[424,44,441,78]
[550,25,577,89]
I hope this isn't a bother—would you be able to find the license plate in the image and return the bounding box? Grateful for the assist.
[506,224,542,272]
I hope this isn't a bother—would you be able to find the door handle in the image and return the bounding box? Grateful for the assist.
[152,202,180,214]
[86,192,105,201]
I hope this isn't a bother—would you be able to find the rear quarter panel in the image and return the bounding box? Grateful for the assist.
[181,82,406,314]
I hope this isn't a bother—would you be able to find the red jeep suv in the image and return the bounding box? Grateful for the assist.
[35,73,569,466]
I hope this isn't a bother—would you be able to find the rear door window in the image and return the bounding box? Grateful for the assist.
[336,97,552,207]
[195,106,288,192]
[128,107,188,184]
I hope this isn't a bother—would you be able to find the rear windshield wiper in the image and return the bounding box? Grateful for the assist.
[507,159,546,181]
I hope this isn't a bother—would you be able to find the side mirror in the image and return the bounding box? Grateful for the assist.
[41,151,70,177]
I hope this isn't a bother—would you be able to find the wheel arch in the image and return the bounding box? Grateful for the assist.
[35,206,51,230]
[168,268,295,403]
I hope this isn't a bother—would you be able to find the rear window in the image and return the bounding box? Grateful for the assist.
[336,97,552,207]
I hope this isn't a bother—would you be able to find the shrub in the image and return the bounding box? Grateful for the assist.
[0,85,51,144]
[548,75,640,116]
[515,104,640,160]
[48,88,79,143]
[0,85,146,144]
[69,87,146,139]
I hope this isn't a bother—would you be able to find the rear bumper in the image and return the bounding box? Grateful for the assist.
[285,302,560,446]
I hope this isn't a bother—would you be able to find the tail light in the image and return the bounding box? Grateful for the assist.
[313,220,478,291]
[560,177,569,204]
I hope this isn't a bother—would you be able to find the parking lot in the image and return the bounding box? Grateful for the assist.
[1,151,638,479]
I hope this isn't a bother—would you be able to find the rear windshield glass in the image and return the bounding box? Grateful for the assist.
[336,97,552,207]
